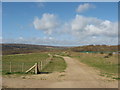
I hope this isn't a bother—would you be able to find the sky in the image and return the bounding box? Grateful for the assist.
[2,2,118,46]
[0,2,2,43]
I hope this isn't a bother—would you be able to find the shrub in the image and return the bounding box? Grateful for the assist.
[104,56,109,58]
[108,52,113,56]
[100,52,104,54]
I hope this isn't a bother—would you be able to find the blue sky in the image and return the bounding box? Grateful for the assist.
[0,2,2,40]
[2,2,118,46]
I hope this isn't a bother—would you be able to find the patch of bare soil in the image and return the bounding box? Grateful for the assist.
[2,56,118,88]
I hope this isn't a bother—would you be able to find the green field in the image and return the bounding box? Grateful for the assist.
[2,53,49,74]
[70,52,119,78]
[2,53,67,75]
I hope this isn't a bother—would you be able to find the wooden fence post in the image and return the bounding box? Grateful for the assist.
[45,60,47,65]
[43,60,45,68]
[35,63,38,74]
[35,63,39,74]
[10,62,11,72]
[22,63,24,72]
[38,62,40,71]
[40,61,42,71]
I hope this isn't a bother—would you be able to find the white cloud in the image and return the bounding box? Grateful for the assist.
[18,37,24,40]
[76,3,95,13]
[85,21,118,37]
[68,15,118,38]
[33,13,59,35]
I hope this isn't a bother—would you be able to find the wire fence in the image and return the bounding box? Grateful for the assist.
[2,54,53,74]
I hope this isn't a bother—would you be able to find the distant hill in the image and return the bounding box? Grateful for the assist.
[2,44,68,55]
[2,44,119,55]
[71,45,119,52]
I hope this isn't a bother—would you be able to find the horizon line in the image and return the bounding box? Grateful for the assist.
[1,43,119,47]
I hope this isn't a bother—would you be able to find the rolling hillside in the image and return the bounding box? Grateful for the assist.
[71,45,119,52]
[2,44,68,55]
[2,44,119,55]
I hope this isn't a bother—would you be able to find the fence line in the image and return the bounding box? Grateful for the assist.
[40,61,42,71]
[22,63,24,72]
[10,62,11,72]
[38,54,53,71]
[3,54,53,74]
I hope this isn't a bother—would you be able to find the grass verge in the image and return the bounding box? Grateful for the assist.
[42,56,67,73]
[71,52,119,79]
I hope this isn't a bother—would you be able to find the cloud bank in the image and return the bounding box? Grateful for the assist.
[32,13,118,46]
[69,15,118,38]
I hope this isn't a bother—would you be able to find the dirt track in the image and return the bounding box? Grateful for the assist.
[2,56,118,88]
